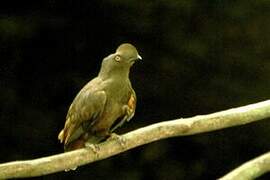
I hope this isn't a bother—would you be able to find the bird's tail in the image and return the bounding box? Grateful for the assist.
[64,136,86,152]
[63,133,104,152]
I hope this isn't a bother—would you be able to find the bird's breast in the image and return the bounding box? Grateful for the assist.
[89,79,131,134]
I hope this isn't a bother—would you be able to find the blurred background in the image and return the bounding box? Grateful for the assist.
[0,1,270,179]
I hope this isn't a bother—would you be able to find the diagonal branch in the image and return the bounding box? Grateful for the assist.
[0,100,270,179]
[219,151,270,180]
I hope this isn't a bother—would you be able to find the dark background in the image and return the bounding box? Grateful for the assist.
[1,1,270,179]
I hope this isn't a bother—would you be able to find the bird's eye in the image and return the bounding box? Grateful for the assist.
[114,55,121,62]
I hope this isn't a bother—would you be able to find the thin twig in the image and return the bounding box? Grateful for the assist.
[0,100,270,179]
[219,151,270,180]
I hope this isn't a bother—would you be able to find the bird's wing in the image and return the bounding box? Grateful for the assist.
[110,89,136,132]
[58,86,107,145]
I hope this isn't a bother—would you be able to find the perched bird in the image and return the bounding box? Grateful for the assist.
[58,43,141,151]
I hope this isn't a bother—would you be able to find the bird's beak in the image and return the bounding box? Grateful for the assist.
[137,54,142,61]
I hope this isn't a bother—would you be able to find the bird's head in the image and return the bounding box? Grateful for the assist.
[115,43,142,64]
[99,43,142,79]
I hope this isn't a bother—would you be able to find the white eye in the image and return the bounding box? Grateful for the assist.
[115,55,121,62]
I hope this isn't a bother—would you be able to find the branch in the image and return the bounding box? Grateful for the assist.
[0,100,270,179]
[219,151,270,180]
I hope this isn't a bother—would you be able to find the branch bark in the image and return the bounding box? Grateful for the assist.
[219,151,270,180]
[0,100,270,179]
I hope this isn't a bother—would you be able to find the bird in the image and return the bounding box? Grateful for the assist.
[58,43,142,151]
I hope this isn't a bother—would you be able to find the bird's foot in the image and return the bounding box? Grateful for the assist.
[85,142,100,158]
[108,133,127,149]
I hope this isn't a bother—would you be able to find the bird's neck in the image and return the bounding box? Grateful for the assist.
[98,66,130,80]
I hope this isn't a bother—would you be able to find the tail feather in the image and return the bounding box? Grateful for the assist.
[58,124,105,152]
[58,123,77,145]
[64,134,104,152]
[64,136,86,151]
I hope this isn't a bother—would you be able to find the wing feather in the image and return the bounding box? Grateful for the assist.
[58,86,107,145]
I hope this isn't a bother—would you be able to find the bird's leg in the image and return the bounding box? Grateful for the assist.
[107,133,127,149]
[110,118,126,133]
[110,105,133,133]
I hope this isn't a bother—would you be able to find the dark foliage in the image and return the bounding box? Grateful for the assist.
[0,1,270,179]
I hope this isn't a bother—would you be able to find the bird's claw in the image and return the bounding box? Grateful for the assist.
[108,133,127,149]
[85,142,100,158]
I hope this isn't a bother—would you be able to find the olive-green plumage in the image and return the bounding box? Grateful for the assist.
[58,43,141,151]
